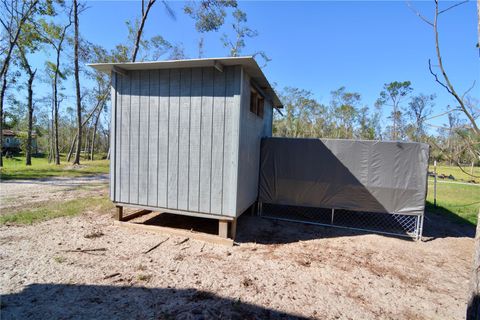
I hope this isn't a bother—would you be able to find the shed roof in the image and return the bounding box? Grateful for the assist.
[2,129,37,137]
[88,56,282,108]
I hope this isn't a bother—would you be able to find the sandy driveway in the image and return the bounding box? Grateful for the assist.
[0,174,109,213]
[0,202,475,320]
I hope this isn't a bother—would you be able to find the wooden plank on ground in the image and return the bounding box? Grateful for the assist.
[113,220,234,247]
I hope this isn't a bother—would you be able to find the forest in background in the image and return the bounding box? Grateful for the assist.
[273,84,479,167]
[1,0,479,169]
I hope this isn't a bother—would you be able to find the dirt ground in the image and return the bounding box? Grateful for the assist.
[0,174,108,213]
[0,176,476,320]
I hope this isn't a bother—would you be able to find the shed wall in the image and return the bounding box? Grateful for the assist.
[235,69,274,215]
[111,66,242,217]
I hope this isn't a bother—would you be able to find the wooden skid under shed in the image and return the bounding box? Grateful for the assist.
[114,221,234,246]
[114,207,236,246]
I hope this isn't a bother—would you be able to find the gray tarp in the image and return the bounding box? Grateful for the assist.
[259,138,429,216]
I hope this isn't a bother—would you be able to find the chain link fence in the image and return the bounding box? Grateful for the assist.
[259,202,424,240]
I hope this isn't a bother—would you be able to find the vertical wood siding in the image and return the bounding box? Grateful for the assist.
[110,72,117,200]
[211,69,226,213]
[167,69,180,208]
[235,69,274,214]
[138,71,150,205]
[129,71,140,204]
[199,68,213,213]
[188,68,203,211]
[119,73,130,202]
[112,66,241,217]
[178,68,191,210]
[147,70,159,205]
[223,66,241,215]
[158,70,170,207]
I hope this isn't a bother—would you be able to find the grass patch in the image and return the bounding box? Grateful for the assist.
[0,154,109,180]
[53,256,67,264]
[137,274,152,282]
[426,180,479,225]
[429,164,480,183]
[0,196,113,225]
[84,231,105,239]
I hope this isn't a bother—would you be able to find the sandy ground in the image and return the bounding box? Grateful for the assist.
[0,176,476,320]
[0,174,108,213]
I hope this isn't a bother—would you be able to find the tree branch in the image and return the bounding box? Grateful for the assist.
[423,107,461,121]
[0,0,39,80]
[462,80,476,100]
[131,0,156,62]
[428,59,453,95]
[430,0,480,136]
[406,1,434,26]
[438,0,469,14]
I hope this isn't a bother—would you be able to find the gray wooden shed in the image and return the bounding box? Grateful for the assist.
[89,57,282,239]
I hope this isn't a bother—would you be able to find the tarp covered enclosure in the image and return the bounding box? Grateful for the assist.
[259,138,429,216]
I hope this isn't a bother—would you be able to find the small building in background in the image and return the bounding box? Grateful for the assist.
[2,129,38,155]
[89,57,283,239]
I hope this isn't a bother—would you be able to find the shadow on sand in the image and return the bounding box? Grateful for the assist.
[1,284,308,320]
[135,204,475,246]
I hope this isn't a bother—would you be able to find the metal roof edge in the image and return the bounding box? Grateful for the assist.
[87,56,282,108]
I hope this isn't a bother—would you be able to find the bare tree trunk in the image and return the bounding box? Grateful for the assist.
[40,4,72,165]
[25,69,36,166]
[430,0,479,136]
[49,99,54,163]
[47,117,52,163]
[53,76,60,165]
[18,45,37,166]
[66,89,109,162]
[408,3,480,315]
[52,44,63,165]
[83,126,89,157]
[90,104,103,161]
[131,0,156,62]
[90,127,95,160]
[73,0,82,165]
[66,135,77,162]
[0,73,6,167]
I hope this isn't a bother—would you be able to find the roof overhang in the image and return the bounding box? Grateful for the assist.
[88,56,283,109]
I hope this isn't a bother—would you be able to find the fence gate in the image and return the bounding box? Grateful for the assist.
[257,138,429,240]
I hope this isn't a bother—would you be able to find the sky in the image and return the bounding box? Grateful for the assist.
[28,0,479,131]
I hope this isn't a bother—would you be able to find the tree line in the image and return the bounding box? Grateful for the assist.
[273,83,479,166]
